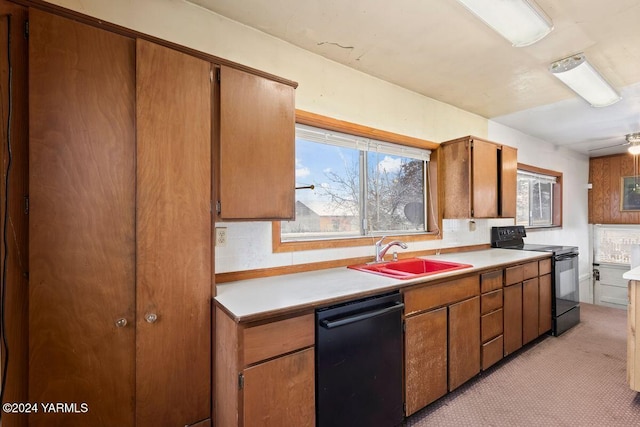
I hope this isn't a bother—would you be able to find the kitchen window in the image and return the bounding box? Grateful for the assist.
[516,164,562,228]
[280,123,432,242]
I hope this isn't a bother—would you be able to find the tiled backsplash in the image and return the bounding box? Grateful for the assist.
[214,218,514,274]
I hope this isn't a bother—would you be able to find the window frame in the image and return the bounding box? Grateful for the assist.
[516,163,563,229]
[273,110,441,253]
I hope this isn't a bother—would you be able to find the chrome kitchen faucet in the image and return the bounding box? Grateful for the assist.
[375,236,408,263]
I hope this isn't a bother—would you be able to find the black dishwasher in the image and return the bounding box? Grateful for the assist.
[316,291,404,427]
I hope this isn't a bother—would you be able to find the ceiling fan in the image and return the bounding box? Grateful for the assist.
[587,133,640,154]
[627,133,640,155]
[587,136,630,153]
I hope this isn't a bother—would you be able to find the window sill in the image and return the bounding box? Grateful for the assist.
[272,222,441,253]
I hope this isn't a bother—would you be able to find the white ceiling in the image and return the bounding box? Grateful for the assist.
[190,0,640,156]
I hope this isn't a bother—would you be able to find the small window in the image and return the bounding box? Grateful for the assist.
[516,165,562,228]
[281,124,430,241]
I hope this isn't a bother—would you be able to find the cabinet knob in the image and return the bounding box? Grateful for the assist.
[145,313,158,324]
[115,318,128,328]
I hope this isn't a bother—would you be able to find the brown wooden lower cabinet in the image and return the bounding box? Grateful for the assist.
[404,307,448,415]
[629,279,640,392]
[503,283,523,356]
[243,348,315,427]
[215,308,315,427]
[523,277,540,344]
[480,271,504,370]
[482,335,504,370]
[213,259,553,424]
[539,273,552,334]
[481,308,503,343]
[403,275,480,416]
[503,259,551,357]
[449,296,481,391]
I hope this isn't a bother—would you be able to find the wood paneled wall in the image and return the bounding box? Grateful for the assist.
[589,153,640,224]
[0,2,29,427]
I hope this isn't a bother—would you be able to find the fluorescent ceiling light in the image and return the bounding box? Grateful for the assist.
[549,54,621,108]
[456,0,553,47]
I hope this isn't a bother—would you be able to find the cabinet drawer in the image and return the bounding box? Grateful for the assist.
[481,270,502,293]
[481,309,503,342]
[539,258,552,276]
[504,265,523,286]
[505,261,539,285]
[481,289,503,315]
[523,261,538,280]
[243,313,314,366]
[404,275,479,314]
[482,335,503,370]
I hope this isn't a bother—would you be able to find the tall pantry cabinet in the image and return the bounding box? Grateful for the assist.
[28,10,211,427]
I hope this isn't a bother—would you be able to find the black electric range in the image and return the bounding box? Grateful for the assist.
[491,226,580,336]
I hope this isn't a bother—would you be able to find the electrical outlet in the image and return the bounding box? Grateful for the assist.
[215,227,227,247]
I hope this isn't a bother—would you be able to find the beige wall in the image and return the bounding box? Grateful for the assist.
[45,0,487,142]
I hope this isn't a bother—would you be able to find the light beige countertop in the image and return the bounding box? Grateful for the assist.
[215,248,551,322]
[623,266,640,281]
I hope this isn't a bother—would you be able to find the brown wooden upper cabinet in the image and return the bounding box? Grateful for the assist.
[218,65,296,220]
[439,136,517,219]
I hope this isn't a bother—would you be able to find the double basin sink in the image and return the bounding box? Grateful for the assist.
[348,257,472,280]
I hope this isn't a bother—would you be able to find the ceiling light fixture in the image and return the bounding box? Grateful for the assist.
[549,53,621,107]
[627,133,640,155]
[455,0,553,47]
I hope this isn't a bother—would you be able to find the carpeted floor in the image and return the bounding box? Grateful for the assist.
[406,303,640,426]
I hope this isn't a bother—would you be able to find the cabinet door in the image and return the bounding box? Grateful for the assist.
[243,347,315,427]
[136,39,212,426]
[404,307,447,415]
[539,274,552,334]
[503,284,523,356]
[219,65,295,220]
[29,10,136,427]
[441,140,472,218]
[449,297,480,391]
[471,139,498,218]
[500,145,517,218]
[523,278,539,344]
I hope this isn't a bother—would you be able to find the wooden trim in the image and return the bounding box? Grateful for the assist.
[554,174,563,227]
[428,151,442,234]
[518,162,562,179]
[272,221,441,253]
[295,109,439,150]
[18,0,298,88]
[1,2,29,424]
[215,244,491,283]
[591,152,635,160]
[518,162,563,228]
